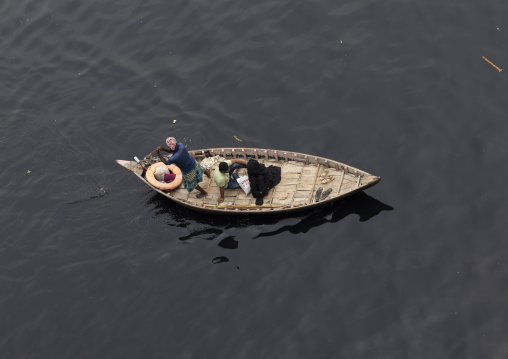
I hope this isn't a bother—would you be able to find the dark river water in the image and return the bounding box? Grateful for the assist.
[2,0,508,358]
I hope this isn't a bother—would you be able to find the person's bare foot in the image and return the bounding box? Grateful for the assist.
[196,192,207,199]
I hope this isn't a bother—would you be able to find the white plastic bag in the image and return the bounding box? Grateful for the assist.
[236,175,251,195]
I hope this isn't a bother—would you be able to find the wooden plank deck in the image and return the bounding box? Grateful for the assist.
[187,158,363,207]
[188,159,324,207]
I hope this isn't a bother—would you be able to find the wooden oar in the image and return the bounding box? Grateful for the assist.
[144,149,159,160]
[144,147,172,162]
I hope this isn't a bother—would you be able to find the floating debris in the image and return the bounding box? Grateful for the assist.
[482,56,502,72]
[234,135,243,142]
[173,120,176,123]
[26,170,31,174]
[212,256,229,264]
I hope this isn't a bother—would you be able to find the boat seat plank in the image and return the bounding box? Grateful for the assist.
[202,195,225,204]
[301,167,318,175]
[275,184,297,191]
[299,176,317,184]
[279,178,299,186]
[283,173,302,179]
[263,191,275,201]
[282,167,304,174]
[236,192,251,199]
[262,195,274,206]
[264,189,275,199]
[293,190,311,199]
[272,198,292,205]
[273,191,292,200]
[206,187,221,194]
[296,183,315,191]
[226,192,239,197]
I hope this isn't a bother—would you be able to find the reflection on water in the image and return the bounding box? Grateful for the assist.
[255,191,394,238]
[178,228,222,241]
[148,190,393,246]
[218,236,239,249]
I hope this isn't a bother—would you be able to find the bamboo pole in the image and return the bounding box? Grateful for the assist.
[201,204,293,209]
[308,164,320,204]
[482,56,502,72]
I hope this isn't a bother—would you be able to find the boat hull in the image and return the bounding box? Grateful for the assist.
[116,147,381,214]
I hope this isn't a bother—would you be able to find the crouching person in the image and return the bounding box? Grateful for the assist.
[247,159,282,206]
[213,159,248,203]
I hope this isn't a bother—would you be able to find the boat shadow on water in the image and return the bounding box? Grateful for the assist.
[147,191,393,263]
[252,191,394,238]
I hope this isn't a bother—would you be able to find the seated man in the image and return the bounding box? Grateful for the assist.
[213,159,248,203]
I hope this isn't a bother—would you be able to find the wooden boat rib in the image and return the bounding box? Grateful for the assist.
[116,147,381,214]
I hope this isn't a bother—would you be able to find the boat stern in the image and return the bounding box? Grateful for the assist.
[116,160,143,175]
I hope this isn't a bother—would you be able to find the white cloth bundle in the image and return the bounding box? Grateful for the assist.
[154,165,170,181]
[200,155,226,169]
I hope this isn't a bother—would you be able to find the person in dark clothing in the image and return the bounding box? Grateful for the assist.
[247,159,281,205]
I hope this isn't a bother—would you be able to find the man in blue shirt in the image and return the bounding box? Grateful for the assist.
[156,137,210,198]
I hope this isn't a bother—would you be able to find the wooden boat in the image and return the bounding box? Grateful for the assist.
[116,147,381,214]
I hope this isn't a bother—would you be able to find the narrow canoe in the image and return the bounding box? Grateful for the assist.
[116,147,381,214]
